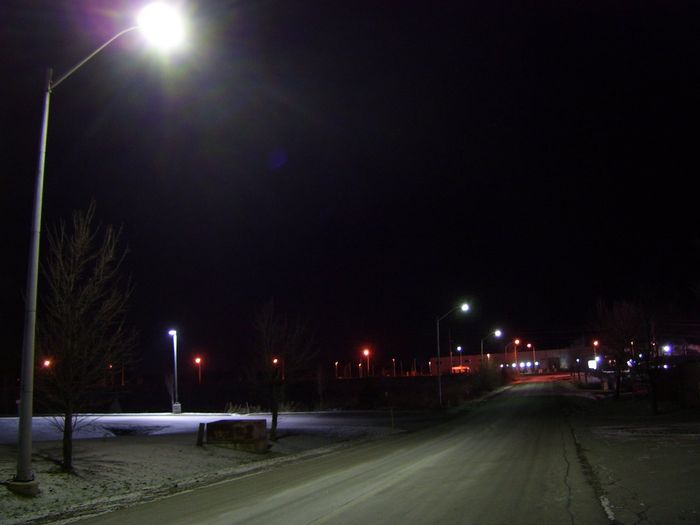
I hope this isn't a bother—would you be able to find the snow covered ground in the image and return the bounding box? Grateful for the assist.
[0,413,395,525]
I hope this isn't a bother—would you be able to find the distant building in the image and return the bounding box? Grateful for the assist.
[428,348,578,375]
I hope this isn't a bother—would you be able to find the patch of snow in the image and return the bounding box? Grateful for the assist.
[0,413,395,525]
[600,495,616,522]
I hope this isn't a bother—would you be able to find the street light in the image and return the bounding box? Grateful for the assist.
[334,361,339,379]
[505,338,520,364]
[194,356,202,385]
[456,346,463,369]
[392,357,396,377]
[272,357,285,380]
[436,303,470,406]
[363,348,370,377]
[137,2,185,50]
[593,340,599,359]
[168,330,180,413]
[12,3,185,492]
[480,329,502,361]
[527,343,536,369]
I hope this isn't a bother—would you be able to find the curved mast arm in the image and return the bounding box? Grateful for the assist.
[51,27,137,90]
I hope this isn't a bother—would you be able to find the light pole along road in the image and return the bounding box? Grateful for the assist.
[73,380,609,525]
[11,3,184,494]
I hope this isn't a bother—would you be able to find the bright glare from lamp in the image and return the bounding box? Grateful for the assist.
[460,303,470,312]
[494,329,502,338]
[138,2,185,50]
[168,329,176,336]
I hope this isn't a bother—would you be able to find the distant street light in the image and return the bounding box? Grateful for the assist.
[272,357,285,380]
[392,358,396,377]
[436,303,470,406]
[480,329,502,361]
[12,3,186,492]
[169,330,180,413]
[505,338,520,364]
[363,348,371,377]
[42,359,51,369]
[593,340,599,359]
[527,343,536,369]
[456,346,463,369]
[194,356,202,385]
[334,361,339,379]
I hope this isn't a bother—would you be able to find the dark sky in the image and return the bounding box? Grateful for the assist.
[2,1,699,376]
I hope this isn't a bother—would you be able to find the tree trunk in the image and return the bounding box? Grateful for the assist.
[647,364,659,415]
[646,322,659,415]
[270,394,279,441]
[62,409,74,472]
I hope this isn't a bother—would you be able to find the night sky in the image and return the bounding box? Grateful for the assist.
[2,1,699,377]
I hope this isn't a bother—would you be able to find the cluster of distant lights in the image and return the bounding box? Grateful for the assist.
[627,344,673,369]
[500,361,540,369]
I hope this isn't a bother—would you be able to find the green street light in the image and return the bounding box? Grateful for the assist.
[11,3,185,496]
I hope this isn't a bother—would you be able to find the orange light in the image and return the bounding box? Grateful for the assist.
[108,363,113,369]
[514,339,520,345]
[526,343,532,348]
[272,358,279,365]
[593,340,599,347]
[363,348,370,357]
[195,357,202,364]
[42,359,51,368]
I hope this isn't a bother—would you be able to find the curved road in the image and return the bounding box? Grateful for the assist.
[75,380,608,524]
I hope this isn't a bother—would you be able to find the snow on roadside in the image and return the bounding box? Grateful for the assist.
[0,414,393,525]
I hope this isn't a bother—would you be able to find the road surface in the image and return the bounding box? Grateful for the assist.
[74,381,608,524]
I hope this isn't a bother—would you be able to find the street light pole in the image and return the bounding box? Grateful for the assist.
[168,330,180,413]
[436,303,470,407]
[194,356,202,384]
[11,7,184,493]
[480,329,503,361]
[527,343,536,366]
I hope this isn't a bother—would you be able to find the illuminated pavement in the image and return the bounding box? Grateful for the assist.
[71,381,608,525]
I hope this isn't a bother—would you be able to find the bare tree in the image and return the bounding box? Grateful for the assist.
[37,202,136,472]
[251,300,316,440]
[594,299,660,412]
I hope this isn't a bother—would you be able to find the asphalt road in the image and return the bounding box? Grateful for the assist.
[73,381,608,525]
